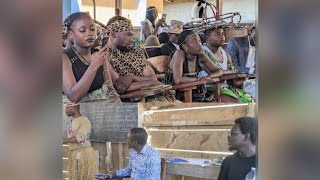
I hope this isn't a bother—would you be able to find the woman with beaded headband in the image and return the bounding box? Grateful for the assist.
[166,30,223,102]
[63,12,120,103]
[140,6,165,42]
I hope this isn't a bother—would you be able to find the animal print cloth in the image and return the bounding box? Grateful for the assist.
[108,47,149,77]
[105,19,133,36]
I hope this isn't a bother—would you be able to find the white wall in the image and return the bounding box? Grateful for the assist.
[222,0,256,23]
[164,0,256,24]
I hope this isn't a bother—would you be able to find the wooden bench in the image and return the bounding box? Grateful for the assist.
[119,84,172,102]
[172,78,220,102]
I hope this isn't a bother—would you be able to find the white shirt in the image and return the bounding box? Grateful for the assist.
[245,36,256,74]
[173,43,180,50]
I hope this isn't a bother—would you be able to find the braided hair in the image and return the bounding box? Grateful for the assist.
[63,12,91,35]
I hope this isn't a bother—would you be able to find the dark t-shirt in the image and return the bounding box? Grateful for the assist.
[217,152,256,180]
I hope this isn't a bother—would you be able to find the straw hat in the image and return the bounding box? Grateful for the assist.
[144,35,163,49]
[167,20,183,34]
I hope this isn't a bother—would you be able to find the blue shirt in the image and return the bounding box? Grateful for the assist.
[115,144,161,180]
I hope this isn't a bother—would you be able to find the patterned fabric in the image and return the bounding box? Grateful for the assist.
[105,19,133,36]
[63,84,117,103]
[66,116,92,151]
[108,47,149,77]
[115,144,161,180]
[221,86,254,103]
[133,37,144,48]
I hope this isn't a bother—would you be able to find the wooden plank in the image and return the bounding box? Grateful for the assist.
[92,142,107,171]
[120,85,172,99]
[143,104,248,125]
[145,125,232,130]
[172,78,219,90]
[214,83,221,102]
[147,130,230,152]
[118,143,124,169]
[184,90,193,102]
[166,162,220,180]
[158,149,231,160]
[143,103,225,110]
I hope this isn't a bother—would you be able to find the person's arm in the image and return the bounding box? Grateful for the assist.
[223,52,236,75]
[108,60,162,93]
[226,38,250,73]
[142,19,164,39]
[171,50,199,84]
[114,151,133,177]
[125,65,163,92]
[64,118,91,145]
[144,153,161,180]
[63,137,77,144]
[63,45,109,102]
[199,53,223,78]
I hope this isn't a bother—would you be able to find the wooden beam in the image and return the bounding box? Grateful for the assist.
[166,161,221,179]
[118,143,124,168]
[216,0,223,16]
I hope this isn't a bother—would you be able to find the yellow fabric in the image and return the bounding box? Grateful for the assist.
[67,116,92,151]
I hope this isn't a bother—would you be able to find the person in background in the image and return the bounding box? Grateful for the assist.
[160,20,183,56]
[217,117,257,180]
[201,26,255,103]
[106,128,161,180]
[226,24,256,74]
[63,103,98,180]
[115,8,120,16]
[140,6,165,41]
[158,32,170,44]
[144,35,163,58]
[166,30,223,101]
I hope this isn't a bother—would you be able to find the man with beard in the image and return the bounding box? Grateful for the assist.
[104,16,163,95]
[217,117,257,180]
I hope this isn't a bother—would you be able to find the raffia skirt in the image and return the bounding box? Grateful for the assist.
[67,146,98,180]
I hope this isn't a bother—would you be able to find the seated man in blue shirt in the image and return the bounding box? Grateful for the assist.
[107,128,161,180]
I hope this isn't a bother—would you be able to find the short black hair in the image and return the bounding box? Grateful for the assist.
[130,128,148,145]
[158,32,170,44]
[64,12,91,32]
[235,117,258,145]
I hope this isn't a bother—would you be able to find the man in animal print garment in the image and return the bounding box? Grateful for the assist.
[102,16,180,102]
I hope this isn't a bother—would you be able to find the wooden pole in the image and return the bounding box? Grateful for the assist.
[92,0,96,20]
[216,0,223,15]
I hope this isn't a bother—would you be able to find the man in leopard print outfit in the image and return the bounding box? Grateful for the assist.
[103,16,164,95]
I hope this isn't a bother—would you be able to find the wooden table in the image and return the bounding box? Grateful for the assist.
[120,85,172,102]
[166,160,221,180]
[172,78,220,102]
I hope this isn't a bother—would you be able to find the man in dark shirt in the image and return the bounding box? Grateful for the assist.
[160,20,183,56]
[218,117,257,180]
